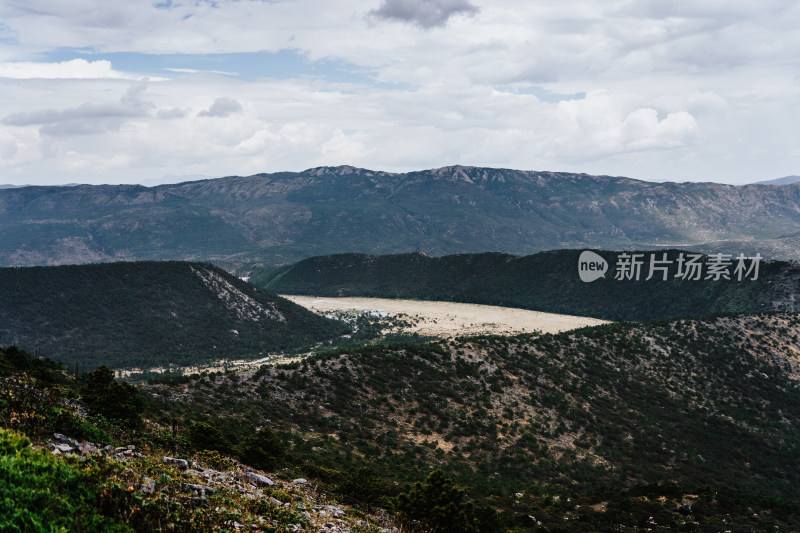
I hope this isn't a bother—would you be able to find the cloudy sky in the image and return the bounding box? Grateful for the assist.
[0,0,798,185]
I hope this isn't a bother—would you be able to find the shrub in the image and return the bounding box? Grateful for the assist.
[51,410,113,445]
[80,365,142,429]
[337,466,393,511]
[397,469,478,532]
[188,421,232,454]
[196,449,234,471]
[237,427,286,471]
[0,427,126,532]
[301,463,343,484]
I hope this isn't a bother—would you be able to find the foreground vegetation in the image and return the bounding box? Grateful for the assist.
[144,313,800,531]
[0,346,399,531]
[4,310,800,531]
[251,250,800,321]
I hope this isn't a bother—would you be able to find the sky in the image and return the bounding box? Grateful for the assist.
[0,0,798,186]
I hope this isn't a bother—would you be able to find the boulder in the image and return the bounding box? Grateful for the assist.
[139,477,156,494]
[243,471,275,487]
[55,443,74,454]
[182,483,216,499]
[162,456,189,470]
[325,505,345,517]
[53,433,78,446]
[78,442,98,456]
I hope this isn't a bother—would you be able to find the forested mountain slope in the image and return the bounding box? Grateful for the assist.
[252,249,800,321]
[0,261,348,368]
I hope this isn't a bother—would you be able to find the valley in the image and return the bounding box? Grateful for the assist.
[2,169,800,531]
[117,297,609,379]
[4,255,800,531]
[140,312,800,531]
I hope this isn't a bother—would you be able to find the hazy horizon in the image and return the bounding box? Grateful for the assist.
[0,166,797,189]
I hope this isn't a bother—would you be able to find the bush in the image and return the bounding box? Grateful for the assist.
[337,466,393,510]
[196,449,234,471]
[0,427,126,532]
[188,421,232,454]
[80,365,142,429]
[397,469,478,532]
[51,410,113,445]
[237,427,286,471]
[0,346,65,384]
[301,463,343,485]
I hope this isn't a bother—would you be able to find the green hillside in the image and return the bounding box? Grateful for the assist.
[144,313,800,531]
[0,261,348,369]
[252,249,800,321]
[0,346,402,532]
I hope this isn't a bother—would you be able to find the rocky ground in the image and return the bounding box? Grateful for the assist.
[39,432,399,532]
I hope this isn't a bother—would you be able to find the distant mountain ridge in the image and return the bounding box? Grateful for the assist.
[2,165,800,269]
[252,250,800,322]
[754,175,800,185]
[0,261,348,369]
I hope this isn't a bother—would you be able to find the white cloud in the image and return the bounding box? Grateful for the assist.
[198,97,243,118]
[0,0,798,184]
[321,130,369,162]
[2,80,153,136]
[0,127,40,168]
[0,59,134,79]
[619,108,698,150]
[156,107,187,120]
[550,92,698,159]
[164,68,239,76]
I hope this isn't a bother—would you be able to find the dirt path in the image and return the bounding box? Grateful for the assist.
[282,295,609,337]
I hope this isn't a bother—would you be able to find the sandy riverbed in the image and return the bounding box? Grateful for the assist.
[117,297,609,378]
[282,295,609,337]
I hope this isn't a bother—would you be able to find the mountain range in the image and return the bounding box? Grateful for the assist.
[2,165,800,270]
[753,175,800,185]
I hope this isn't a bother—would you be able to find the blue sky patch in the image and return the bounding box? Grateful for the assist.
[496,85,585,103]
[38,48,382,85]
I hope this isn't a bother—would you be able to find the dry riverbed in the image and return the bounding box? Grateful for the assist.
[118,297,608,379]
[282,295,609,337]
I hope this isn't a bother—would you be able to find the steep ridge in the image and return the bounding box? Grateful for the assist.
[0,261,348,369]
